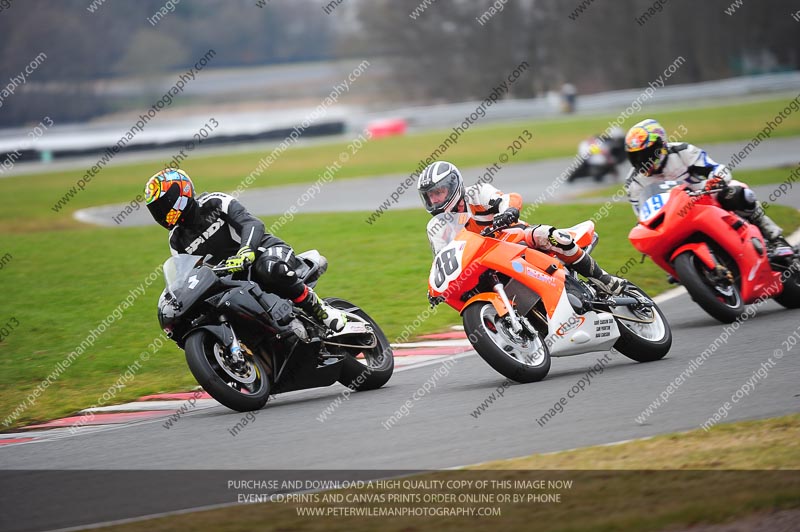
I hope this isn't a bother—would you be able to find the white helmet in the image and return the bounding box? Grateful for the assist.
[417,161,465,216]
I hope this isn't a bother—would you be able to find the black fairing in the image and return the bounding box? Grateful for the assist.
[216,287,277,339]
[172,266,221,318]
[158,254,353,395]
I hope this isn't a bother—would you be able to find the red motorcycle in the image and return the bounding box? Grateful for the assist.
[628,181,800,323]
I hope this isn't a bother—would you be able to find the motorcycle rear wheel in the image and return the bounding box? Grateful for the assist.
[462,302,550,383]
[185,330,271,412]
[328,298,394,392]
[775,261,800,309]
[674,251,744,323]
[611,283,672,362]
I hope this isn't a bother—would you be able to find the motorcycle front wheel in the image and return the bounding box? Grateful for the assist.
[674,251,744,323]
[185,330,271,412]
[462,302,550,383]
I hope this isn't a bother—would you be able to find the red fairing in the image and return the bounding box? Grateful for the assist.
[629,184,782,303]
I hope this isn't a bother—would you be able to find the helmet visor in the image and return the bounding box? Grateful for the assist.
[146,182,182,228]
[627,141,664,176]
[419,173,460,215]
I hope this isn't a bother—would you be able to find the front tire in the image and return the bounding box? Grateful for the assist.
[612,283,672,362]
[328,298,394,392]
[674,251,744,323]
[185,330,271,412]
[462,302,550,383]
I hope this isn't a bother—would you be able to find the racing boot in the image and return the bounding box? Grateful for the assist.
[295,286,347,333]
[748,203,784,248]
[571,250,625,295]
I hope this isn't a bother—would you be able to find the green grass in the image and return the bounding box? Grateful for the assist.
[477,413,800,470]
[3,96,799,233]
[91,414,800,532]
[2,204,799,429]
[732,164,800,187]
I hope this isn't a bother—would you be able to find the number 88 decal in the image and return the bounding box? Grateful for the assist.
[430,242,464,292]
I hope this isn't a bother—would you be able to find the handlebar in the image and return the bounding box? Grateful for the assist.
[480,221,511,237]
[210,257,252,275]
[211,265,235,274]
[686,185,726,198]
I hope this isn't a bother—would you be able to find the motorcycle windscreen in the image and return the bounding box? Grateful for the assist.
[163,255,220,316]
[163,254,206,295]
[638,181,678,223]
[426,212,470,254]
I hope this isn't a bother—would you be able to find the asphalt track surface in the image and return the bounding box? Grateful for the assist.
[75,136,800,227]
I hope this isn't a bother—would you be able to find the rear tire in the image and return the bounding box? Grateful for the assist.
[775,265,800,309]
[612,283,672,362]
[462,302,550,383]
[185,331,271,412]
[674,251,744,323]
[328,298,394,392]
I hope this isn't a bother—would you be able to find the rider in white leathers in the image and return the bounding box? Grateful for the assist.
[624,119,785,245]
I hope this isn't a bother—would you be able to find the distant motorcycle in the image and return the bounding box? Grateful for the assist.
[157,252,393,412]
[628,181,800,323]
[566,133,626,183]
[427,213,672,383]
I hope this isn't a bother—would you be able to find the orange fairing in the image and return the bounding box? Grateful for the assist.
[462,292,508,317]
[435,226,566,318]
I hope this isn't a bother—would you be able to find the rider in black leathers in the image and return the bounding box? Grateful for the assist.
[144,168,347,332]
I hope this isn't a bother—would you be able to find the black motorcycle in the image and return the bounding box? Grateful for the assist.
[157,251,393,412]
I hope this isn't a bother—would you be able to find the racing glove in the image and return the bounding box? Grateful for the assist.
[704,175,727,192]
[493,207,520,227]
[428,291,445,308]
[224,246,255,272]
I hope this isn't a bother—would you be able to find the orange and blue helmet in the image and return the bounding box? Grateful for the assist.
[625,119,668,176]
[144,168,196,229]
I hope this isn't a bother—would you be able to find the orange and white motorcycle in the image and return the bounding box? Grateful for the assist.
[427,213,672,383]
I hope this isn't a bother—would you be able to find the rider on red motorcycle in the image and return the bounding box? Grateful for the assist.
[624,119,788,248]
[417,161,625,295]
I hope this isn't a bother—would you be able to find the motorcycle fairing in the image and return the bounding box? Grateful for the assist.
[545,289,621,357]
[630,185,783,303]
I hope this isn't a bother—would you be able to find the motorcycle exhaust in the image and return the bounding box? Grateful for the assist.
[601,296,654,307]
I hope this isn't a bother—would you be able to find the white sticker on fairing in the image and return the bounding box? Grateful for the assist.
[638,192,670,222]
[429,241,466,295]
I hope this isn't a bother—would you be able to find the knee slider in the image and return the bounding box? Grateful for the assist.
[255,257,296,284]
[548,228,576,250]
[719,186,756,215]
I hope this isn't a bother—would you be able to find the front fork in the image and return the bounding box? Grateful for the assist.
[219,317,245,364]
[493,282,523,334]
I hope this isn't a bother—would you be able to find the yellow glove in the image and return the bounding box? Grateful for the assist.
[224,246,255,272]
